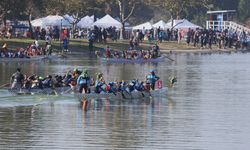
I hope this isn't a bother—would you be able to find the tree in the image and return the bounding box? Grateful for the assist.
[0,0,15,27]
[61,0,102,34]
[99,0,141,39]
[147,0,212,20]
[117,0,138,39]
[238,0,250,22]
[23,0,45,39]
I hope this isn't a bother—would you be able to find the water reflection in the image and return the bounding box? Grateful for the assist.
[1,53,250,149]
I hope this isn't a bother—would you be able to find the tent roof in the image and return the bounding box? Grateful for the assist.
[132,22,152,30]
[92,14,122,28]
[63,14,75,24]
[77,16,94,28]
[153,20,171,29]
[31,17,46,27]
[44,15,71,27]
[166,19,201,29]
[31,15,71,27]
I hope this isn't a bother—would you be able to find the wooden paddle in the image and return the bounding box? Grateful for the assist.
[164,54,175,61]
[0,83,11,89]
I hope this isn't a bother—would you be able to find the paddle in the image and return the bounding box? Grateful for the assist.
[163,54,174,61]
[52,88,58,96]
[64,86,74,94]
[0,83,11,89]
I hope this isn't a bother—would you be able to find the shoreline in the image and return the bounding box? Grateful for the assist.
[160,48,250,54]
[1,38,249,55]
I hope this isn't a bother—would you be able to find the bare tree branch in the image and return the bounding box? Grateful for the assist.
[124,2,135,22]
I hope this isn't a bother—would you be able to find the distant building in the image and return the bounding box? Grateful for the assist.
[206,10,236,31]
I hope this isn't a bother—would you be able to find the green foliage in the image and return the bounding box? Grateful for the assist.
[0,0,249,27]
[238,0,250,22]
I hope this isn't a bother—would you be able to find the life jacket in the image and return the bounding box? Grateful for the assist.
[71,80,77,86]
[94,81,104,93]
[105,85,111,91]
[42,78,50,87]
[136,82,144,91]
[95,81,104,87]
[78,74,90,85]
[147,74,158,84]
[128,81,136,92]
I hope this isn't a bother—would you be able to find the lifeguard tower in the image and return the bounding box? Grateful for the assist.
[206,10,250,33]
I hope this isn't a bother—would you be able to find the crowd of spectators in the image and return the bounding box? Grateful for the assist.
[185,28,250,49]
[130,26,250,50]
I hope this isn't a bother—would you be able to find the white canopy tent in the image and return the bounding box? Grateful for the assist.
[77,16,94,28]
[90,15,95,20]
[166,19,201,29]
[92,14,122,29]
[44,15,71,27]
[153,20,170,30]
[31,17,46,27]
[132,22,152,30]
[31,15,71,27]
[63,14,74,24]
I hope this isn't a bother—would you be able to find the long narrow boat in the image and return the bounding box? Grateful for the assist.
[100,55,165,63]
[8,86,71,95]
[0,56,47,62]
[75,87,167,102]
[0,53,67,62]
[7,86,167,101]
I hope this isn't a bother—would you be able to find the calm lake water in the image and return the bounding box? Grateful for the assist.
[0,52,250,149]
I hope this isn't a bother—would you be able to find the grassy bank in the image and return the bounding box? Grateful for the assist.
[0,38,235,53]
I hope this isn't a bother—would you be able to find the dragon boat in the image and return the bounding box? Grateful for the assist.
[75,87,167,102]
[7,85,167,101]
[7,86,71,95]
[0,56,47,62]
[99,55,165,63]
[0,53,66,62]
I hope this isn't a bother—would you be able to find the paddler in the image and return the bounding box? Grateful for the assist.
[36,76,44,89]
[128,79,137,92]
[146,69,160,90]
[73,68,82,78]
[42,75,54,88]
[135,80,145,92]
[107,82,117,95]
[105,46,111,58]
[95,73,106,93]
[10,68,24,89]
[77,69,91,93]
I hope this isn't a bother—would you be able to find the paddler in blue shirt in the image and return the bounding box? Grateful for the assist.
[77,70,91,94]
[146,70,160,90]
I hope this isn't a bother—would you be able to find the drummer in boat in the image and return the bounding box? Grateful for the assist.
[146,70,160,90]
[10,68,24,89]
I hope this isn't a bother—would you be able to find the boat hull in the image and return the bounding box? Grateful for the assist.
[76,87,167,102]
[0,56,46,62]
[8,86,71,95]
[7,86,167,101]
[100,56,165,63]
